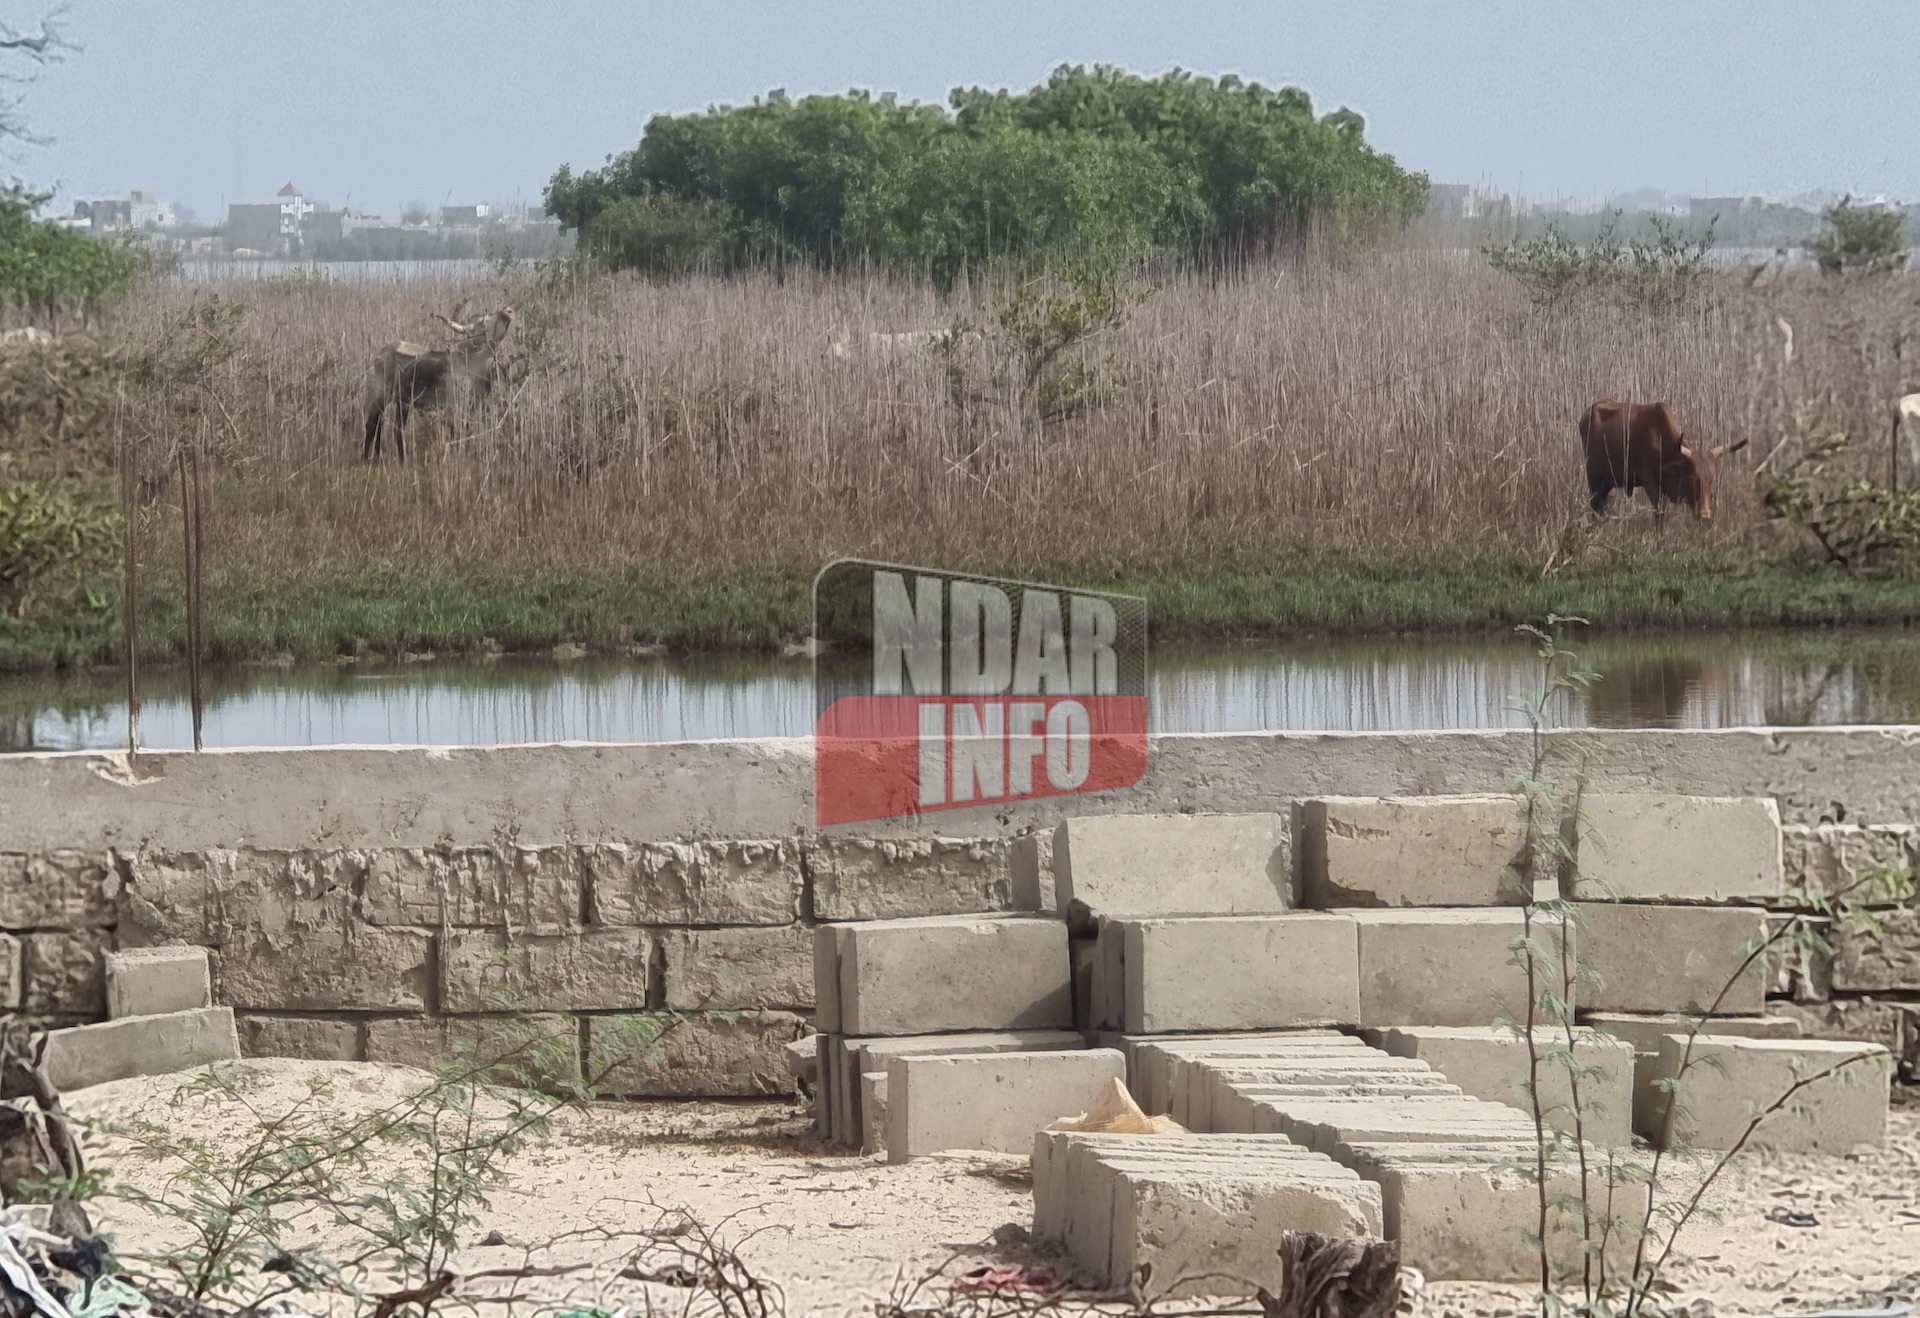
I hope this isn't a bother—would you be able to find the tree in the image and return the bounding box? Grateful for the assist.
[0,9,70,148]
[1809,196,1907,274]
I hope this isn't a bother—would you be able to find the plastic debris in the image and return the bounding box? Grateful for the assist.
[1048,1077,1186,1135]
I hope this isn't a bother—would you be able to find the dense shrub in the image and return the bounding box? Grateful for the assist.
[546,65,1427,282]
[0,187,143,324]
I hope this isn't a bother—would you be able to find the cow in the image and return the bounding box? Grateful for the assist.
[1578,400,1746,521]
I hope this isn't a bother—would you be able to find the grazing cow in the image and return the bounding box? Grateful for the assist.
[362,307,513,463]
[1578,400,1746,520]
[1891,393,1920,490]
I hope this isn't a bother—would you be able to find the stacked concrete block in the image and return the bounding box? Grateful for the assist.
[885,1048,1127,1161]
[1297,795,1529,906]
[1112,914,1360,1033]
[832,915,1071,1035]
[1339,1139,1650,1282]
[1575,904,1769,1015]
[1032,1131,1381,1298]
[1350,908,1561,1029]
[1053,813,1290,925]
[1571,796,1784,902]
[1647,1034,1892,1153]
[1122,1032,1345,1116]
[820,1030,1086,1148]
[39,942,237,1092]
[105,945,211,1019]
[1581,1011,1802,1138]
[1371,1025,1636,1145]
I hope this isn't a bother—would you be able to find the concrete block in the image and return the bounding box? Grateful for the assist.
[21,929,109,1015]
[0,933,19,1010]
[1572,795,1783,903]
[860,1072,888,1155]
[105,945,211,1019]
[1299,796,1528,907]
[1127,1032,1352,1116]
[813,925,842,1033]
[216,921,433,1012]
[1250,1095,1539,1154]
[366,1013,580,1087]
[1120,914,1359,1033]
[1350,908,1559,1029]
[442,927,650,1013]
[1089,919,1126,1032]
[359,845,581,928]
[2,851,116,927]
[1832,906,1920,992]
[1053,813,1289,926]
[1575,903,1768,1015]
[815,1034,837,1136]
[1781,824,1916,904]
[1374,1025,1635,1145]
[1209,1077,1464,1134]
[1766,1000,1916,1077]
[837,915,1070,1035]
[1036,1132,1381,1298]
[117,848,364,949]
[590,1010,809,1097]
[784,1036,818,1090]
[1581,1011,1801,1139]
[1183,1054,1440,1129]
[1010,832,1054,912]
[885,1048,1124,1161]
[237,1015,361,1061]
[1651,1034,1891,1153]
[660,925,811,1009]
[837,1030,1086,1148]
[1340,1141,1650,1282]
[41,1007,240,1092]
[585,841,800,925]
[1071,937,1096,1032]
[806,837,1015,920]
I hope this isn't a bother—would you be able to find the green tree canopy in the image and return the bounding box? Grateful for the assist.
[0,187,144,323]
[546,65,1427,282]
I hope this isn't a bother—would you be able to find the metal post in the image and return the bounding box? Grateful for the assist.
[120,407,141,755]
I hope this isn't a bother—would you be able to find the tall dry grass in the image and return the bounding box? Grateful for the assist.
[104,253,1920,584]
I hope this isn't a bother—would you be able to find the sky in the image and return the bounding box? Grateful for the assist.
[9,0,1920,222]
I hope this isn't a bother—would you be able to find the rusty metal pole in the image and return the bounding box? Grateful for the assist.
[191,429,208,750]
[177,437,204,751]
[120,402,141,755]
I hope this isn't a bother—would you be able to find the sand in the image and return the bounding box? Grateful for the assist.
[56,1061,1920,1318]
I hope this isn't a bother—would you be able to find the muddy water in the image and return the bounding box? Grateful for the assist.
[6,629,1919,752]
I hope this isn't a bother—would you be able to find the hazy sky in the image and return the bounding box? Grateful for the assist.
[11,1,1919,222]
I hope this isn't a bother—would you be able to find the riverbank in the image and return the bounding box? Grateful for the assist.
[6,553,1918,673]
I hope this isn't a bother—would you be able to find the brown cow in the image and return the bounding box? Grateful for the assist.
[1578,400,1746,520]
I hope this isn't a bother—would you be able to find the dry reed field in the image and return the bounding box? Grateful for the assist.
[112,252,1918,584]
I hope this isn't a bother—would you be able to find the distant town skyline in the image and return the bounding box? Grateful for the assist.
[13,1,1920,222]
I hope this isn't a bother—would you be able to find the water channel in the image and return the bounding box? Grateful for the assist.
[5,629,1919,752]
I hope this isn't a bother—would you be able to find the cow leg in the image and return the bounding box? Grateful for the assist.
[1588,486,1610,516]
[363,405,384,462]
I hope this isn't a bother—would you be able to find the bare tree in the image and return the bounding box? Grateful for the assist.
[0,7,72,150]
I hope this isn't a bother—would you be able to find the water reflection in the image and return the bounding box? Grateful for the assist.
[5,629,1920,752]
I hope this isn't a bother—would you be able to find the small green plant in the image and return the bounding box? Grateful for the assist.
[83,1011,681,1315]
[1809,196,1907,275]
[0,478,119,619]
[1485,212,1716,311]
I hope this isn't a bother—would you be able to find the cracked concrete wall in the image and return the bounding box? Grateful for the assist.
[4,730,1918,1092]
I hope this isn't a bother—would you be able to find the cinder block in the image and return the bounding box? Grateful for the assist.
[1572,796,1783,902]
[217,923,432,1013]
[1250,1094,1540,1154]
[1070,938,1096,1032]
[1,851,115,928]
[1120,914,1359,1033]
[0,933,19,1011]
[1010,832,1054,912]
[1182,1053,1438,1129]
[1781,824,1917,904]
[1340,1141,1650,1282]
[585,840,799,925]
[806,837,1015,920]
[1351,908,1563,1029]
[814,1033,836,1137]
[884,1047,1122,1161]
[784,1036,818,1090]
[860,1072,889,1155]
[105,945,211,1019]
[1035,1132,1381,1298]
[22,930,109,1015]
[1088,919,1126,1032]
[1581,1012,1801,1139]
[360,845,581,928]
[832,1030,1086,1148]
[442,927,650,1013]
[238,1014,360,1061]
[660,925,811,1009]
[365,1014,580,1087]
[1209,1076,1463,1134]
[836,915,1070,1035]
[1373,1025,1635,1145]
[1575,904,1768,1015]
[1127,1032,1354,1117]
[1832,906,1920,992]
[1053,814,1289,927]
[589,1010,808,1097]
[1650,1034,1892,1153]
[1299,796,1528,907]
[41,1007,240,1092]
[812,925,842,1034]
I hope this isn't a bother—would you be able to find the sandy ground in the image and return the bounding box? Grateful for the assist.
[57,1061,1920,1318]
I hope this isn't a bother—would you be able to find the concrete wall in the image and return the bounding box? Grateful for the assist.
[4,728,1918,1091]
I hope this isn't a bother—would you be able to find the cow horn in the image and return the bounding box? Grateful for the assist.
[1709,439,1751,457]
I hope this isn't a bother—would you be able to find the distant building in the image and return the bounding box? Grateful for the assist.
[225,182,328,255]
[1691,195,1763,219]
[1426,183,1472,222]
[439,203,491,226]
[69,189,175,231]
